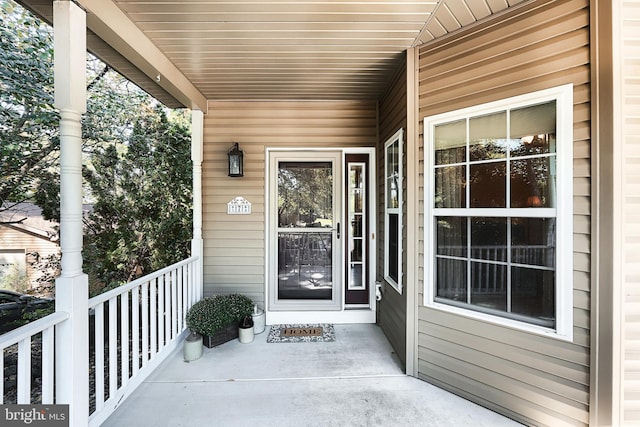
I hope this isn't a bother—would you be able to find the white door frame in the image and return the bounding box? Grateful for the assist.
[265,147,377,324]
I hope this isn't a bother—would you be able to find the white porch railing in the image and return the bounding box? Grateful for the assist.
[0,256,200,426]
[0,311,70,404]
[88,256,200,426]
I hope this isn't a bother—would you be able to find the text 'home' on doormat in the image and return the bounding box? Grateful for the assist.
[267,324,335,343]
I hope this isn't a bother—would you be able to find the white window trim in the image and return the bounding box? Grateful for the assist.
[423,84,574,341]
[384,128,403,294]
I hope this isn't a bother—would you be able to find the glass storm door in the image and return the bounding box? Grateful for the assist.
[270,152,342,311]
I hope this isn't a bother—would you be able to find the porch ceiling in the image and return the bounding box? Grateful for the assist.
[19,0,527,107]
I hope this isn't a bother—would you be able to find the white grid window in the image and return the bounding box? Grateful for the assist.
[384,129,403,293]
[424,85,574,340]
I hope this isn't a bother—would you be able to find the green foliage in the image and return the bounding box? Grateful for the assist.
[28,252,59,296]
[0,263,30,293]
[1,0,193,294]
[186,294,254,336]
[4,303,55,331]
[0,0,58,211]
[82,105,193,290]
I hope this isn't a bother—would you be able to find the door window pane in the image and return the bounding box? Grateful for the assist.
[277,161,334,301]
[278,232,332,300]
[278,162,333,228]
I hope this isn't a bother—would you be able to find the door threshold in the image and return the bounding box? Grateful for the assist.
[344,304,371,310]
[266,309,376,325]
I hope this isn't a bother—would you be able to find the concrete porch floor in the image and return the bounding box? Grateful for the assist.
[102,324,521,427]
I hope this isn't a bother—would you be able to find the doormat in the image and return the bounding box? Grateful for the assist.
[267,324,335,343]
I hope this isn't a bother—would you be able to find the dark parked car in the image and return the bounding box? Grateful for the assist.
[0,289,54,334]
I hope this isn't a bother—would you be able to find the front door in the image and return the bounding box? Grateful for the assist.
[267,149,373,316]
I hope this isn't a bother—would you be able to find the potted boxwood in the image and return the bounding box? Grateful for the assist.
[185,294,254,348]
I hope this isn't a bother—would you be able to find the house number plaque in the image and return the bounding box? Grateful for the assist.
[227,196,252,215]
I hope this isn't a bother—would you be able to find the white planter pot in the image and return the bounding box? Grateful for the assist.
[252,307,266,334]
[238,326,254,343]
[183,332,203,361]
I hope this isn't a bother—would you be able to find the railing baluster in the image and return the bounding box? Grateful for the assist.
[0,313,68,407]
[171,269,177,339]
[83,256,198,426]
[141,281,149,367]
[42,328,54,404]
[108,297,117,399]
[150,278,157,358]
[157,275,164,350]
[0,347,4,403]
[121,291,129,388]
[95,304,105,412]
[17,337,31,404]
[132,286,140,376]
[164,273,171,343]
[177,266,183,333]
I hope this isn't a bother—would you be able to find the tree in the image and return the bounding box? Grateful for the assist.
[0,0,58,216]
[83,105,192,291]
[1,0,193,295]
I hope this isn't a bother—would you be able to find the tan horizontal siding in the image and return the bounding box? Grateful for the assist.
[622,0,640,422]
[203,101,377,307]
[377,57,408,366]
[416,0,591,425]
[0,227,59,289]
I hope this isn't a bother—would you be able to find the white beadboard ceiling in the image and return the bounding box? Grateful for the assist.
[20,0,527,106]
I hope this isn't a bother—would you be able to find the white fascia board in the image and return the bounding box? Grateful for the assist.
[78,0,207,112]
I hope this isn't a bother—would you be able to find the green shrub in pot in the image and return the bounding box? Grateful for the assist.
[185,294,254,337]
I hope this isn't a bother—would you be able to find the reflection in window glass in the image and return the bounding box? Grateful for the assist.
[511,218,555,268]
[436,217,467,258]
[385,131,403,292]
[387,213,399,283]
[511,267,555,320]
[469,162,506,208]
[469,111,507,161]
[435,166,466,208]
[436,258,467,302]
[471,262,507,311]
[510,157,556,208]
[471,218,506,261]
[435,119,466,165]
[278,162,333,228]
[428,89,569,330]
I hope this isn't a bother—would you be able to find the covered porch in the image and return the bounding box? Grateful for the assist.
[3,0,634,425]
[102,324,519,426]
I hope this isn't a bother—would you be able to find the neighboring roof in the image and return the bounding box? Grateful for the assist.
[0,202,58,241]
[15,0,527,104]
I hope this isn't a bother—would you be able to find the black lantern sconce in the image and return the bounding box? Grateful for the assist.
[227,142,244,177]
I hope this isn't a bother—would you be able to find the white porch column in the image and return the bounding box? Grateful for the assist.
[191,110,204,302]
[53,2,89,426]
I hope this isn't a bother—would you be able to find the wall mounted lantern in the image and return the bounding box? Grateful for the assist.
[228,142,244,177]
